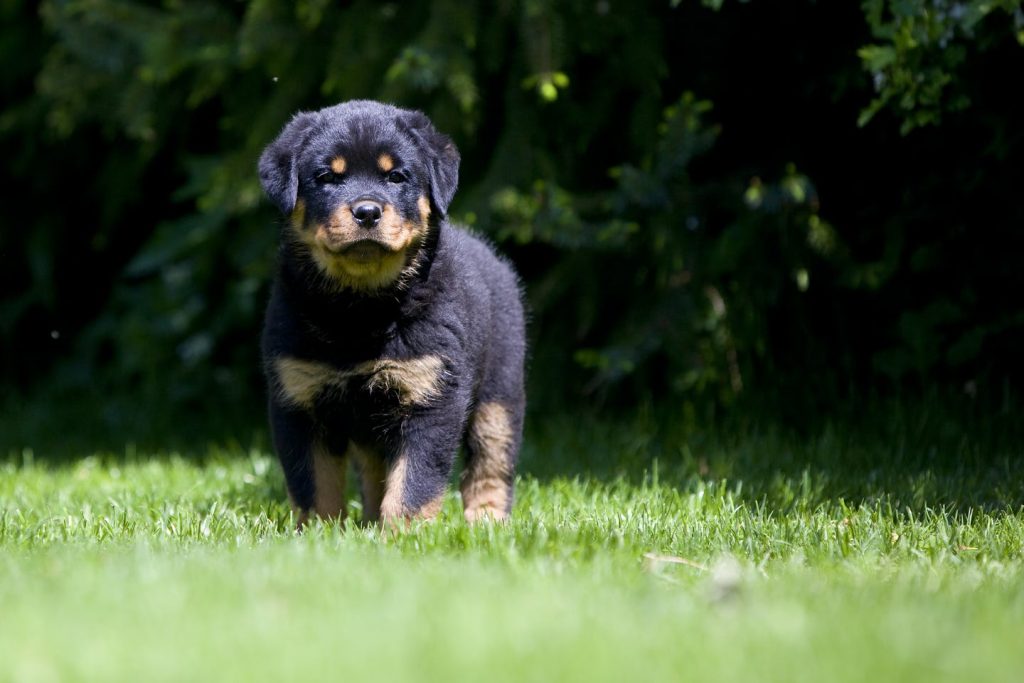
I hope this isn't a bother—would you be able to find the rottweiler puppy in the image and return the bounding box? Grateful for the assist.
[258,100,525,526]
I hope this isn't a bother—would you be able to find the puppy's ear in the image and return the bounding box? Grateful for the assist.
[400,111,460,217]
[258,112,318,214]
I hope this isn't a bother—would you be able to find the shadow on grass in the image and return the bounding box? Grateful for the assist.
[518,398,1024,513]
[0,387,269,463]
[4,386,1023,513]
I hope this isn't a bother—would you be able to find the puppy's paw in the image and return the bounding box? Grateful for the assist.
[463,504,508,523]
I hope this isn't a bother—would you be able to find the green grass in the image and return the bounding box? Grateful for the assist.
[2,406,1023,682]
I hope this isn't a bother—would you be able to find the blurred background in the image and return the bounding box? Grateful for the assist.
[2,0,1024,450]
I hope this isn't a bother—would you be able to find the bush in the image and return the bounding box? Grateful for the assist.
[2,0,1023,418]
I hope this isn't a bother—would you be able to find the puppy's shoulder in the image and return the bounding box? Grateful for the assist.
[443,224,520,287]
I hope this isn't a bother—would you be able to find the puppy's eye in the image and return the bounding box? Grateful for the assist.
[316,171,344,184]
[386,170,407,184]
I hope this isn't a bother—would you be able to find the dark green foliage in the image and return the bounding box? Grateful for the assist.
[859,0,1024,132]
[2,0,1023,419]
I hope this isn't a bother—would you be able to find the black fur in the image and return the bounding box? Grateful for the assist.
[258,100,526,524]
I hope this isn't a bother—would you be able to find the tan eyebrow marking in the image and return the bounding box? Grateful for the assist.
[330,156,347,174]
[377,153,394,173]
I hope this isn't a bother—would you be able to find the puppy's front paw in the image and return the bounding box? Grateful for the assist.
[463,503,508,523]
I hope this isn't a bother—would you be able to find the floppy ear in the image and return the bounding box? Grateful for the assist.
[258,112,318,214]
[400,111,460,217]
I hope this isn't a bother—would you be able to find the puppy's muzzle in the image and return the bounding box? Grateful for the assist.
[341,239,392,262]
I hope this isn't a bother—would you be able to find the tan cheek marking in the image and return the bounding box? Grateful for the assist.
[417,195,431,223]
[324,204,358,241]
[330,156,346,174]
[377,204,426,253]
[285,203,328,264]
[377,205,404,245]
[461,402,515,522]
[377,153,394,173]
[358,355,446,406]
[290,198,306,229]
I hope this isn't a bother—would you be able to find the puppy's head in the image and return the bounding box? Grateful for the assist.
[259,101,460,291]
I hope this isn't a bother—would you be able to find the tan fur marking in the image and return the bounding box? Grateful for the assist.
[360,355,445,406]
[288,441,346,529]
[378,452,445,526]
[462,402,514,522]
[377,153,394,173]
[417,195,431,222]
[275,355,445,410]
[274,357,337,409]
[291,204,425,292]
[348,442,386,523]
[416,494,445,520]
[330,156,347,174]
[290,198,306,230]
[311,441,346,520]
[379,453,409,522]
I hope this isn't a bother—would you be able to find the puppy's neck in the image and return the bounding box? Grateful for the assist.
[278,220,445,323]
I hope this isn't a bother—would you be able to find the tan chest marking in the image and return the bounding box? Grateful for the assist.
[274,355,445,410]
[361,355,446,406]
[274,357,336,409]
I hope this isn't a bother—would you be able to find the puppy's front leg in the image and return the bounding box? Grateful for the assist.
[268,403,347,527]
[379,406,466,524]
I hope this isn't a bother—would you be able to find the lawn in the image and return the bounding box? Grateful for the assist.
[1,405,1023,682]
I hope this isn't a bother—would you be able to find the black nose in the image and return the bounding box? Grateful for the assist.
[352,201,383,227]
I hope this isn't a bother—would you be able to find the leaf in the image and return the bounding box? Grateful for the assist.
[857,45,897,71]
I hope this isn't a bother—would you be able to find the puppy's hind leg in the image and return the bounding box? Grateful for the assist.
[462,281,526,522]
[461,398,523,522]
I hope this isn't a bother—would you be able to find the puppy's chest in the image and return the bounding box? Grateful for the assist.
[272,354,446,420]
